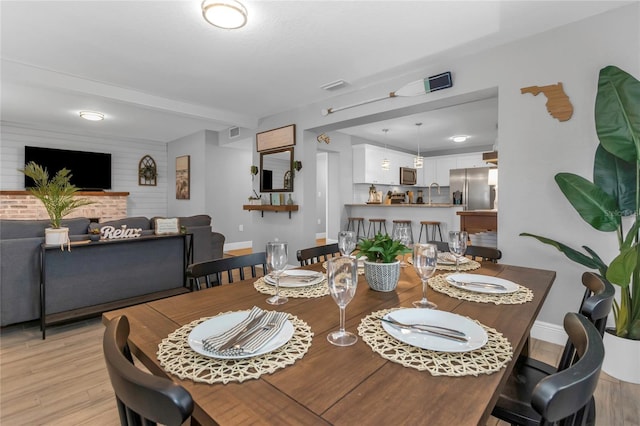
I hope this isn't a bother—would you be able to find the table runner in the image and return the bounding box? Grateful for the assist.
[358,309,513,376]
[253,276,329,298]
[428,274,534,304]
[157,312,313,384]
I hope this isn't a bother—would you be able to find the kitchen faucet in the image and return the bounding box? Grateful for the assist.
[428,182,440,205]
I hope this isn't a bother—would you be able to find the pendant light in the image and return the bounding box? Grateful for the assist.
[414,122,424,169]
[381,129,390,171]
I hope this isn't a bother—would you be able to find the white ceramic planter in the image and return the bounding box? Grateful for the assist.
[603,330,640,384]
[363,260,401,292]
[45,227,69,246]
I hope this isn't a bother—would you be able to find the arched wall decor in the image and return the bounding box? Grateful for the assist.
[138,155,158,186]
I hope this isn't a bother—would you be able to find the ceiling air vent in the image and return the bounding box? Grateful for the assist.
[229,126,240,138]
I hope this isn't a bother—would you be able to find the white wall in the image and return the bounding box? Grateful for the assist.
[0,124,169,218]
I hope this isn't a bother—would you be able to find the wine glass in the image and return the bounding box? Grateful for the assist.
[266,241,288,305]
[448,231,468,272]
[412,243,438,309]
[326,257,358,346]
[338,231,357,258]
[393,223,413,267]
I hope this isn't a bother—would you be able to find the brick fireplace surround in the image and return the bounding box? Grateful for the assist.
[0,191,129,222]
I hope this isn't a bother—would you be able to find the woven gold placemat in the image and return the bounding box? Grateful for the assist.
[157,312,313,384]
[358,309,512,376]
[253,276,329,298]
[429,274,534,305]
[407,256,481,271]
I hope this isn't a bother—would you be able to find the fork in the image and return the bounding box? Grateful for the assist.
[448,278,507,291]
[223,322,277,351]
[384,316,467,337]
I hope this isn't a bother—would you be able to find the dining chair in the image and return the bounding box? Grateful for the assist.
[427,241,502,262]
[187,252,267,289]
[492,274,613,426]
[492,312,605,426]
[103,315,194,426]
[297,243,340,266]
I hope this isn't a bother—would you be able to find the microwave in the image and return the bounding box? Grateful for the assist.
[400,167,417,185]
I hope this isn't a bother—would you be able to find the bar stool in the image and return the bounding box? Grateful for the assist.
[418,221,443,243]
[367,218,388,237]
[391,220,414,244]
[346,217,366,240]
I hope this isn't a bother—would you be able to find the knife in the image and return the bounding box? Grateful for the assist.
[383,316,467,337]
[218,312,266,351]
[381,319,469,343]
[448,278,507,291]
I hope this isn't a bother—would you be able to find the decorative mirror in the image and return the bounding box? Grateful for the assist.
[260,147,293,192]
[138,155,157,186]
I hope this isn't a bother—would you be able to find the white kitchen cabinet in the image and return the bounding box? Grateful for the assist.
[353,144,395,184]
[456,153,486,169]
[420,158,437,186]
[435,156,457,186]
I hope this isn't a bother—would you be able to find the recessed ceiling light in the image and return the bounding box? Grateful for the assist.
[202,0,248,29]
[79,111,104,121]
[451,135,469,143]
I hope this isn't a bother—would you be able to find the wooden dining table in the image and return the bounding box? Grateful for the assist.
[102,261,555,426]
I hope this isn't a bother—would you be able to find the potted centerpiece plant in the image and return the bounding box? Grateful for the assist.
[19,162,93,246]
[520,66,639,383]
[356,233,411,292]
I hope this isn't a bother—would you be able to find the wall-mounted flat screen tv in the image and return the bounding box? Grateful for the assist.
[24,146,112,190]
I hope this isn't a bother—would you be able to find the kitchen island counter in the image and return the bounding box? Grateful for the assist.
[345,204,464,240]
[346,203,461,208]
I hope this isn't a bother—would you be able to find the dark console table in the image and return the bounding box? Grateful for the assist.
[39,233,193,339]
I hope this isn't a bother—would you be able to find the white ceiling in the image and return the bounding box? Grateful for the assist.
[1,1,631,148]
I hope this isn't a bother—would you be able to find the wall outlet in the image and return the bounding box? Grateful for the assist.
[317,219,321,225]
[239,224,243,232]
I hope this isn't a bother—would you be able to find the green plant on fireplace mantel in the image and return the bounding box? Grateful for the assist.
[19,162,93,229]
[521,65,639,341]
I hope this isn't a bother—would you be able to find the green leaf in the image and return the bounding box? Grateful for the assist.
[520,233,602,270]
[622,218,640,250]
[606,245,637,287]
[555,173,621,231]
[594,145,638,214]
[595,65,640,163]
[581,246,608,276]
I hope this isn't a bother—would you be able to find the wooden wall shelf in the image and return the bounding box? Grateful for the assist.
[243,204,299,219]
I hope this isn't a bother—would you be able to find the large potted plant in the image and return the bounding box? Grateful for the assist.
[521,66,639,383]
[20,162,93,246]
[356,233,411,292]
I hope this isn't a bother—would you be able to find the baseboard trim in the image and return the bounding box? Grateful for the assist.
[531,320,566,346]
[316,232,327,239]
[224,241,252,251]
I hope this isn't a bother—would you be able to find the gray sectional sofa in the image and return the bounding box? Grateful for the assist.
[0,215,225,327]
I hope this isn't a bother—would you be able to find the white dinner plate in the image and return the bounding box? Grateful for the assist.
[188,311,294,359]
[264,269,324,287]
[381,309,488,352]
[446,273,519,294]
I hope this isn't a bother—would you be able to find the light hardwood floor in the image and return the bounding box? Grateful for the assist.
[1,243,638,425]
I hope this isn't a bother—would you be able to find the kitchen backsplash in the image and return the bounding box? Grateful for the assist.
[353,184,451,204]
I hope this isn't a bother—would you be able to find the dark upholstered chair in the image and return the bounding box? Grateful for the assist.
[491,274,613,426]
[187,252,267,289]
[103,315,193,426]
[297,243,340,266]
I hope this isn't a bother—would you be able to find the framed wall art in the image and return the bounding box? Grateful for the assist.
[175,155,190,200]
[256,124,296,152]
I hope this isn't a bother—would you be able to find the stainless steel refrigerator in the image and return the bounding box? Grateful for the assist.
[449,167,494,210]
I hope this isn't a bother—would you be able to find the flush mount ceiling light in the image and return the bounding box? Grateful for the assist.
[451,135,469,143]
[202,0,248,29]
[79,111,104,121]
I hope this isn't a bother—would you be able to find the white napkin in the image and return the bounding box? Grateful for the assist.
[202,307,288,356]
